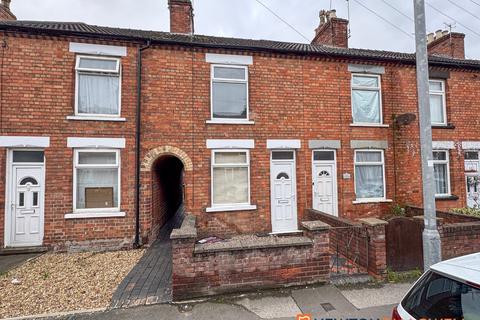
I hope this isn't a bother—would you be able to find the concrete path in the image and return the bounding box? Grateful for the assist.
[110,209,184,308]
[60,284,402,320]
[0,253,39,274]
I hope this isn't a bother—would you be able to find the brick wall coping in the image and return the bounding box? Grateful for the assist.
[358,217,388,226]
[170,214,197,239]
[412,215,444,223]
[406,205,480,222]
[442,221,480,232]
[301,220,331,231]
[194,234,313,254]
[307,209,361,227]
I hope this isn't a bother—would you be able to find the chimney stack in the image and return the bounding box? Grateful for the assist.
[0,0,16,21]
[168,0,194,34]
[312,9,349,48]
[427,29,465,59]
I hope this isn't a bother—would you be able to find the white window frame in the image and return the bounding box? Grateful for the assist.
[72,149,121,213]
[429,79,447,126]
[210,64,249,123]
[351,74,383,125]
[354,149,386,201]
[433,150,451,197]
[209,149,253,211]
[74,55,122,118]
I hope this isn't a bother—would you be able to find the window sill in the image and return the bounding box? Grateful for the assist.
[67,115,126,122]
[353,199,393,204]
[350,123,389,128]
[435,195,459,201]
[206,119,255,125]
[206,204,257,213]
[432,124,455,129]
[64,211,126,219]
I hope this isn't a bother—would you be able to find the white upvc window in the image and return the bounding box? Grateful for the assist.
[429,79,447,126]
[73,149,121,213]
[351,74,383,125]
[75,55,122,117]
[210,65,249,121]
[354,150,386,201]
[433,150,451,197]
[211,149,251,208]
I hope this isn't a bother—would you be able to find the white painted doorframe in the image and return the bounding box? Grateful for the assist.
[4,149,45,247]
[270,150,298,234]
[312,150,338,216]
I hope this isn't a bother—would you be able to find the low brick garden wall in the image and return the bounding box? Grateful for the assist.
[306,209,387,276]
[170,214,330,300]
[405,206,480,261]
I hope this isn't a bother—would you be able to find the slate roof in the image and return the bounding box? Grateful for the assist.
[1,20,479,70]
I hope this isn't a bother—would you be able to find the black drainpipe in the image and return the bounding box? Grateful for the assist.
[134,40,151,248]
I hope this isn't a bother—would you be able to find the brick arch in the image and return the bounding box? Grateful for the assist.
[141,146,193,172]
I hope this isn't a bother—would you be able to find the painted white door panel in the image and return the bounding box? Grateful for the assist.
[11,166,44,246]
[313,163,338,216]
[270,160,298,233]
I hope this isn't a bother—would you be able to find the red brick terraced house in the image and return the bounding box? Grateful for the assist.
[0,0,479,257]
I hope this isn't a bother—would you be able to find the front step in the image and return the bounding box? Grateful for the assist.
[0,246,48,256]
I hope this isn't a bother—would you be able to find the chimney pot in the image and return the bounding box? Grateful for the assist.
[435,29,443,39]
[328,10,337,19]
[427,33,434,43]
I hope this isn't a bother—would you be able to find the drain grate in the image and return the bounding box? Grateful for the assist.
[321,302,336,312]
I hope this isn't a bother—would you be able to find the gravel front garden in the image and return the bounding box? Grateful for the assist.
[0,250,145,319]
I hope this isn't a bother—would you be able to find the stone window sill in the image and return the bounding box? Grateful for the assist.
[432,124,455,129]
[64,212,126,219]
[353,199,393,204]
[67,115,126,122]
[206,119,255,125]
[350,123,389,128]
[435,195,459,201]
[206,204,257,213]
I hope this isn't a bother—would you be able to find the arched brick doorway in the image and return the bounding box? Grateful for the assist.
[140,146,192,243]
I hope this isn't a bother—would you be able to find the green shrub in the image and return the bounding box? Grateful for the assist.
[451,207,480,217]
[386,268,422,283]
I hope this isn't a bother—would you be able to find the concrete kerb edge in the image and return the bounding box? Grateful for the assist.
[3,307,107,320]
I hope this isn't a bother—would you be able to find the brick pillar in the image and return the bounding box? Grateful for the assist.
[359,218,388,276]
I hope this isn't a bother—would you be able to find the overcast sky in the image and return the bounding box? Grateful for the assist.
[10,0,480,59]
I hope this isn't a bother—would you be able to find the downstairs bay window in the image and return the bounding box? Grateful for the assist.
[73,149,120,213]
[354,150,386,201]
[208,150,254,212]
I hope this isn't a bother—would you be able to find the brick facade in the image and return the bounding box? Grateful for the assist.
[0,4,479,252]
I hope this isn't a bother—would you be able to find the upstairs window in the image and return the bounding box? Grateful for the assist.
[433,150,451,197]
[354,150,385,200]
[351,74,382,125]
[429,80,447,126]
[211,65,249,121]
[75,56,121,117]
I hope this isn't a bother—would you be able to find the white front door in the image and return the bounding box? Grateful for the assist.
[270,151,297,233]
[8,156,45,247]
[466,174,480,208]
[312,150,338,216]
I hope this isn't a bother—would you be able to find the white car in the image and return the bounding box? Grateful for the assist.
[393,253,480,320]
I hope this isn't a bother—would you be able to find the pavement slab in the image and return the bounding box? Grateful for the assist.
[236,296,302,319]
[340,283,412,309]
[292,285,357,317]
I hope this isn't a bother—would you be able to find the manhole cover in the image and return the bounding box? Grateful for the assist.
[321,303,336,312]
